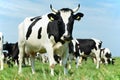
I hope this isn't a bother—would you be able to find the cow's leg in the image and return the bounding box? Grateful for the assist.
[62,49,69,75]
[0,60,3,70]
[68,53,73,69]
[76,56,80,68]
[24,57,28,65]
[0,53,4,70]
[18,23,25,74]
[104,57,108,65]
[28,57,31,65]
[45,45,56,76]
[30,54,35,74]
[59,59,62,66]
[78,56,83,66]
[41,54,46,63]
[15,60,18,66]
[95,50,100,69]
[24,56,31,66]
[18,45,24,74]
[93,57,97,64]
[78,52,84,67]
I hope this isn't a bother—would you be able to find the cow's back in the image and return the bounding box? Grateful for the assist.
[77,39,96,54]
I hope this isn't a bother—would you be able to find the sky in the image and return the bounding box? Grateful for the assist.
[0,0,120,57]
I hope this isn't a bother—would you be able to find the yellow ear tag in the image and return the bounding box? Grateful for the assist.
[77,16,80,20]
[50,17,54,21]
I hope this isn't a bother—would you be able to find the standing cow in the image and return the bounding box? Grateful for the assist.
[18,4,84,75]
[69,38,102,68]
[0,32,4,70]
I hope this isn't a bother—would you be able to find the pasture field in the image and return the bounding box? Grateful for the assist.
[0,57,120,80]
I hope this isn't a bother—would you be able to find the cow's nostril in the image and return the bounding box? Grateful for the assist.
[64,35,72,41]
[64,35,69,39]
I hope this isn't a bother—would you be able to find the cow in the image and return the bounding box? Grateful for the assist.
[100,48,114,65]
[69,38,102,68]
[3,42,19,66]
[36,53,62,65]
[0,32,4,70]
[3,42,31,67]
[36,52,49,63]
[18,4,84,75]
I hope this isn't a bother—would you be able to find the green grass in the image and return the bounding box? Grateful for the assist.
[0,57,120,80]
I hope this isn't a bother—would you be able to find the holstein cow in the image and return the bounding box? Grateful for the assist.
[69,38,102,68]
[36,53,61,65]
[18,4,84,75]
[0,32,4,70]
[100,48,114,65]
[36,52,49,63]
[3,42,19,66]
[3,42,31,66]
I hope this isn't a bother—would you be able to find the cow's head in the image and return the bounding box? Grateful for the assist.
[3,42,9,50]
[107,58,115,65]
[105,52,115,65]
[48,4,84,42]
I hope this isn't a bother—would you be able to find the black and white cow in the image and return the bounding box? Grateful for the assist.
[36,52,49,63]
[0,32,4,70]
[69,38,102,68]
[100,48,114,65]
[18,4,84,75]
[36,52,61,64]
[3,42,19,66]
[3,42,31,66]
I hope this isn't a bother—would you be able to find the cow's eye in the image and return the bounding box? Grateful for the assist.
[69,16,74,22]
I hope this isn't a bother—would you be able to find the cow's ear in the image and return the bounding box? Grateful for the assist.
[74,13,84,21]
[48,13,58,21]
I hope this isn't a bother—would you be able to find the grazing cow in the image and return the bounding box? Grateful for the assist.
[3,42,19,66]
[100,48,114,65]
[36,53,61,65]
[18,4,84,75]
[0,32,4,70]
[36,52,49,63]
[69,38,102,68]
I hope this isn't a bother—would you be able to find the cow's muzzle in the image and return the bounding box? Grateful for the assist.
[63,35,73,41]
